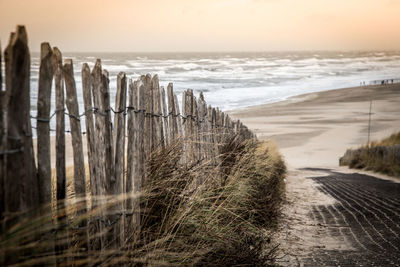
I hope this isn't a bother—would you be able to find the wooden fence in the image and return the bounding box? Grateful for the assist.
[0,26,255,264]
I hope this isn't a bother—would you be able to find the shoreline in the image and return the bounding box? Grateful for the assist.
[229,83,400,169]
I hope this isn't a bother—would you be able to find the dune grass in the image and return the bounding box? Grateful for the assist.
[340,131,400,178]
[1,137,286,266]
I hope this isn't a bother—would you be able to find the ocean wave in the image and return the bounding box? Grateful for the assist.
[24,51,400,133]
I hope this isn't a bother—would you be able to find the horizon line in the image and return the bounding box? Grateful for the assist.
[28,49,400,54]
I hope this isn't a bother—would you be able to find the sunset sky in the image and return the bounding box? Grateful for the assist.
[1,0,400,52]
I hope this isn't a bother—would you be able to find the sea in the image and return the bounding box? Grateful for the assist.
[2,51,400,132]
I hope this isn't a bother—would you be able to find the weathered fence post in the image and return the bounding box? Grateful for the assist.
[0,38,1,82]
[113,72,127,245]
[0,41,5,266]
[63,59,88,258]
[126,79,135,242]
[134,81,146,225]
[152,75,164,149]
[90,60,106,250]
[143,74,153,160]
[126,79,144,242]
[192,94,200,163]
[174,93,183,140]
[37,42,54,204]
[3,26,38,265]
[167,83,177,142]
[53,48,66,205]
[64,59,87,204]
[198,93,210,162]
[161,86,169,146]
[99,68,118,249]
[82,63,96,202]
[102,69,114,192]
[52,46,68,266]
[182,91,189,164]
[0,41,4,221]
[4,26,38,214]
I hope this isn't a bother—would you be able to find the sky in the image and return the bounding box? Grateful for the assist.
[0,0,400,52]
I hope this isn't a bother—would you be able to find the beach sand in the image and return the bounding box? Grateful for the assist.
[229,83,400,169]
[229,83,400,265]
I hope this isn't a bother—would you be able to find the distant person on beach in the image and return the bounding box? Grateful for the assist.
[381,80,384,85]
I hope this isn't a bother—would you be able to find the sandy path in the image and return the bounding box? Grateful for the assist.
[229,84,400,266]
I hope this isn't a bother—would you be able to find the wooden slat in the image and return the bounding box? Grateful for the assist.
[126,78,135,241]
[151,75,164,149]
[53,46,67,267]
[53,47,66,203]
[192,94,200,163]
[0,41,2,91]
[90,60,106,250]
[113,72,127,245]
[81,63,96,201]
[198,93,209,161]
[91,60,105,198]
[63,58,88,262]
[135,79,146,200]
[4,26,38,213]
[102,70,114,194]
[167,83,177,142]
[63,59,87,200]
[37,42,54,204]
[182,90,188,164]
[143,74,152,158]
[114,72,127,196]
[133,79,145,238]
[0,41,5,219]
[161,86,169,146]
[100,68,117,248]
[174,93,183,139]
[36,44,56,264]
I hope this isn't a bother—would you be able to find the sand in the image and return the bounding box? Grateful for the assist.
[229,83,400,265]
[229,83,400,169]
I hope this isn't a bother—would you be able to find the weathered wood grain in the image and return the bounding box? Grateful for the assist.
[53,47,66,203]
[63,59,87,200]
[64,59,89,260]
[167,83,177,142]
[90,60,106,250]
[113,72,127,245]
[0,41,5,219]
[126,79,135,241]
[4,26,38,213]
[81,63,96,201]
[161,86,169,146]
[192,94,200,163]
[135,80,146,205]
[91,60,105,199]
[53,46,67,267]
[151,75,164,149]
[99,68,114,194]
[37,42,54,204]
[174,93,183,140]
[143,74,152,158]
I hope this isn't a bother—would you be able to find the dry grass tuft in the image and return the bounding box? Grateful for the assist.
[0,137,286,266]
[340,131,400,178]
